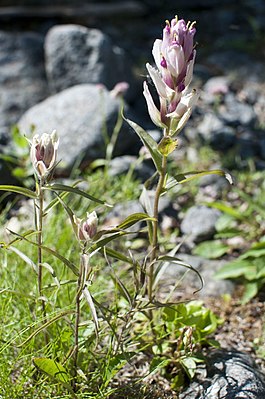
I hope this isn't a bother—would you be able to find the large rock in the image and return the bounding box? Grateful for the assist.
[45,24,137,101]
[0,30,48,139]
[18,84,141,171]
[180,350,265,399]
[180,205,221,243]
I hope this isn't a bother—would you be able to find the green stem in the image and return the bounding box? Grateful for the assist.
[148,154,167,303]
[72,254,85,392]
[37,183,47,320]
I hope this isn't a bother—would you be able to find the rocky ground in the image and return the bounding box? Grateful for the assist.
[0,1,265,398]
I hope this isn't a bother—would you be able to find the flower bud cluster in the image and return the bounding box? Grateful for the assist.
[73,211,98,242]
[143,17,198,136]
[30,130,59,181]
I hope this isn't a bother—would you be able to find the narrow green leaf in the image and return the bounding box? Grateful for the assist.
[82,287,99,332]
[0,185,37,199]
[111,273,132,305]
[101,247,135,265]
[18,310,74,347]
[93,213,155,242]
[43,183,109,206]
[90,232,127,253]
[117,212,155,229]
[33,357,70,383]
[173,169,233,185]
[158,255,203,291]
[193,240,229,259]
[20,236,79,275]
[150,357,170,374]
[215,259,252,280]
[8,245,38,273]
[5,229,38,247]
[235,188,265,217]
[123,116,162,172]
[41,262,60,288]
[205,202,245,220]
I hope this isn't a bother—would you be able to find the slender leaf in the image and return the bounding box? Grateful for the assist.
[150,357,170,374]
[102,247,136,265]
[157,255,203,291]
[18,310,74,347]
[92,213,155,242]
[82,287,99,332]
[20,236,79,276]
[110,273,132,305]
[8,245,38,273]
[0,185,37,199]
[43,183,109,206]
[123,116,162,172]
[205,202,245,220]
[117,213,155,229]
[173,169,233,185]
[41,262,60,288]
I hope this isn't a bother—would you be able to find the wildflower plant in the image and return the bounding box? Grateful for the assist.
[125,16,231,305]
[0,14,233,397]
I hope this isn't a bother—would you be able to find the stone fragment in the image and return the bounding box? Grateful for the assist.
[45,24,136,101]
[0,30,48,137]
[18,84,140,171]
[180,205,221,243]
[180,350,265,399]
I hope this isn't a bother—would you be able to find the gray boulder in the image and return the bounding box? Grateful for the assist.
[0,30,48,138]
[180,205,221,243]
[180,350,265,399]
[18,84,140,171]
[45,24,136,101]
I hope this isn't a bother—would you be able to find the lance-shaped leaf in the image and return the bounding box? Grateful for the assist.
[18,310,74,347]
[89,231,128,253]
[82,287,99,332]
[8,245,38,273]
[92,213,154,242]
[33,357,70,383]
[117,212,155,229]
[123,116,162,172]
[205,202,245,220]
[157,255,203,292]
[17,234,79,276]
[43,180,82,214]
[166,169,233,190]
[102,247,137,265]
[43,183,110,206]
[0,185,37,199]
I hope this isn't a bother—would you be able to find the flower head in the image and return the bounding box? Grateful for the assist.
[143,16,198,135]
[73,211,98,242]
[30,130,59,181]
